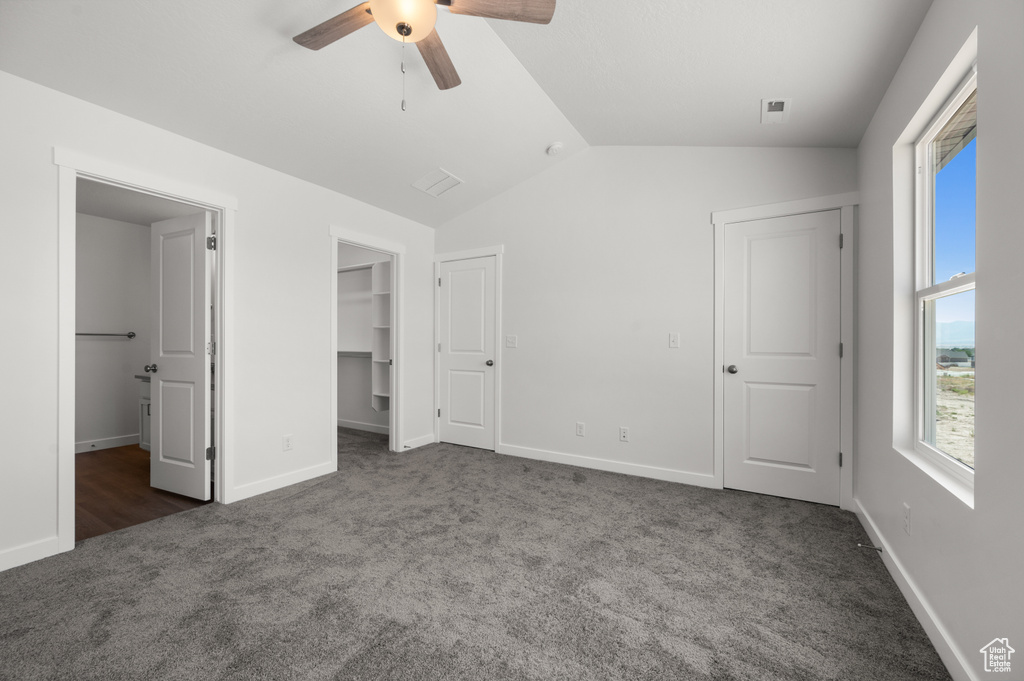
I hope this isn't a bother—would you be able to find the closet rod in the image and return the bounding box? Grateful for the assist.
[76,332,136,339]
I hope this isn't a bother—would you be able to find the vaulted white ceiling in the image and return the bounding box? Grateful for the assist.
[0,0,930,227]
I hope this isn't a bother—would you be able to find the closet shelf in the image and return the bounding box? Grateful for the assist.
[337,351,372,358]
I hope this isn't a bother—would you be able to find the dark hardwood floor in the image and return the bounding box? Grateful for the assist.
[76,444,211,541]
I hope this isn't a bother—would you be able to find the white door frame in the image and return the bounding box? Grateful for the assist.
[330,226,404,453]
[54,147,238,553]
[712,192,858,511]
[434,245,503,449]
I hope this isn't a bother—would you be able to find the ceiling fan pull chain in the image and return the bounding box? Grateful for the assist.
[401,39,407,111]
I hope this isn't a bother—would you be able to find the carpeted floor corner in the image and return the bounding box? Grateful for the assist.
[0,428,951,680]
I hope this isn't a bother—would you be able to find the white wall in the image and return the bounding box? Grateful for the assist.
[856,2,1024,679]
[75,214,151,450]
[437,146,857,483]
[0,70,435,570]
[338,268,373,352]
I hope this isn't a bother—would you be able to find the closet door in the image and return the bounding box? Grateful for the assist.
[438,256,496,450]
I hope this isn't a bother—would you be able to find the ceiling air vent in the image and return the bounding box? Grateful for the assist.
[761,98,792,124]
[413,168,464,198]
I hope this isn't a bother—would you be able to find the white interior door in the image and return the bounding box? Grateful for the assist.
[723,210,841,505]
[149,213,211,500]
[438,256,496,449]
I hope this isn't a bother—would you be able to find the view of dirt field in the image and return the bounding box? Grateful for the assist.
[935,370,974,468]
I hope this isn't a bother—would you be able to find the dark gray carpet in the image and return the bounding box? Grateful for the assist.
[0,428,950,680]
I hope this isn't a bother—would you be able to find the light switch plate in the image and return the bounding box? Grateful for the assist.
[669,333,680,348]
[505,335,518,348]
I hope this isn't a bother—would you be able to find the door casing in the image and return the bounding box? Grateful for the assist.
[330,226,405,453]
[712,192,857,511]
[55,147,237,553]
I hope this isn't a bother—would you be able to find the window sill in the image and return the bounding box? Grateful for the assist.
[894,443,975,509]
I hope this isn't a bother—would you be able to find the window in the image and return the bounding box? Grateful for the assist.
[915,71,976,483]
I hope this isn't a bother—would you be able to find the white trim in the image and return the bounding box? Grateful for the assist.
[53,148,238,211]
[337,419,389,435]
[0,537,61,573]
[434,244,505,262]
[711,192,860,226]
[75,434,139,454]
[329,227,404,453]
[402,433,436,450]
[329,224,406,254]
[434,246,503,451]
[713,193,858,507]
[57,165,76,552]
[228,461,336,503]
[855,500,974,681]
[54,150,235,538]
[216,208,236,504]
[839,206,856,511]
[712,220,726,489]
[498,442,719,488]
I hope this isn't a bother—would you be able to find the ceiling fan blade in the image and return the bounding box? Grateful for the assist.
[294,3,374,50]
[443,0,555,24]
[416,30,462,90]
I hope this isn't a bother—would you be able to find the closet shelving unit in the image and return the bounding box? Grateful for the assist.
[370,260,391,413]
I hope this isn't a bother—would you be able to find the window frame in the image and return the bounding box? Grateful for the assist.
[913,67,977,488]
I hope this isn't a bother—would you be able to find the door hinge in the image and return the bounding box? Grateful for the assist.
[438,408,441,418]
[437,343,441,352]
[206,235,217,250]
[839,451,843,467]
[389,358,393,366]
[839,233,844,249]
[840,342,844,358]
[206,446,216,461]
[438,277,442,286]
[207,341,216,355]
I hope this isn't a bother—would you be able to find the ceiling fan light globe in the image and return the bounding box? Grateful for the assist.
[369,0,437,43]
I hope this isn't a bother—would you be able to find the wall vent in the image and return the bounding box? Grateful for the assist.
[413,168,464,198]
[761,98,792,124]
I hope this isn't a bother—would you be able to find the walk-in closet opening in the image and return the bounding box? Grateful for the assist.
[335,242,396,449]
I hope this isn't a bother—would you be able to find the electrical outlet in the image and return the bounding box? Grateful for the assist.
[903,502,911,535]
[576,422,585,437]
[619,427,629,442]
[283,434,294,452]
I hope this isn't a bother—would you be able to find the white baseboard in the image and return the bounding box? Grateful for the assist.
[855,500,973,681]
[497,442,719,488]
[225,461,336,504]
[336,419,388,435]
[402,433,436,451]
[75,433,139,453]
[0,536,62,572]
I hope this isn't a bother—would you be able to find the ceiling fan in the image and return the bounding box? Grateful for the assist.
[293,0,556,90]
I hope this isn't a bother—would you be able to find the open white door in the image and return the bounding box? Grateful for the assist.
[438,256,496,450]
[723,210,841,505]
[149,213,211,500]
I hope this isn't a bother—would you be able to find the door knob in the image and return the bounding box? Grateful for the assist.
[727,365,738,374]
[144,364,158,373]
[486,360,494,366]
